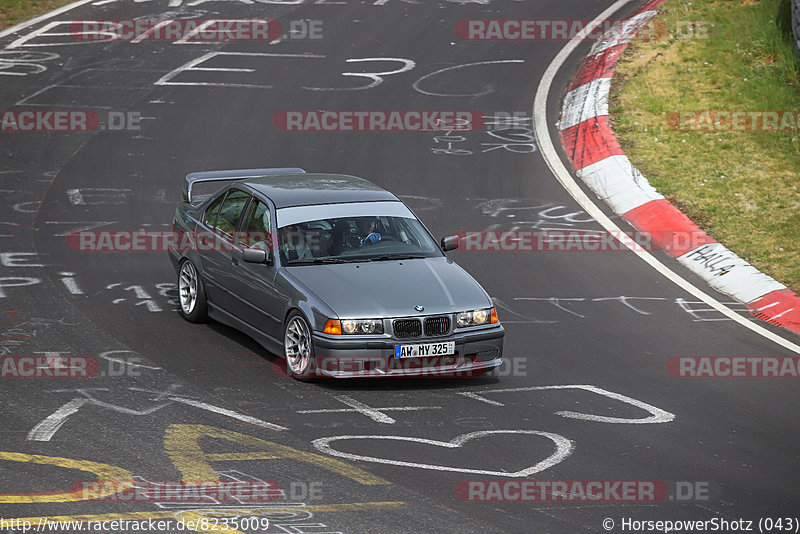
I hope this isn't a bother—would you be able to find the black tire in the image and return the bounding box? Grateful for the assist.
[284,311,317,380]
[177,258,208,323]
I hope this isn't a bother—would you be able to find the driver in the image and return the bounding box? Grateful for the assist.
[357,217,382,247]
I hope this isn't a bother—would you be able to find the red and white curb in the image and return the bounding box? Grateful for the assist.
[558,0,800,335]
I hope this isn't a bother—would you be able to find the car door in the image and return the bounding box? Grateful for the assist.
[197,188,251,314]
[229,197,287,343]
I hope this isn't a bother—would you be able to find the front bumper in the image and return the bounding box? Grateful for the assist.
[308,325,504,378]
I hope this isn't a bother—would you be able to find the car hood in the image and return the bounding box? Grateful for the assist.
[285,257,492,318]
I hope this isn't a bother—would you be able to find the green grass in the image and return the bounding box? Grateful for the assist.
[0,0,76,31]
[612,0,800,293]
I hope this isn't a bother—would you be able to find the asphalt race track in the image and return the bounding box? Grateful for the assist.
[1,1,799,532]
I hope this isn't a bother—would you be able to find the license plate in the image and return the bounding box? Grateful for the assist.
[394,341,455,358]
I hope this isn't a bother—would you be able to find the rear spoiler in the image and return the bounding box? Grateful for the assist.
[183,167,306,203]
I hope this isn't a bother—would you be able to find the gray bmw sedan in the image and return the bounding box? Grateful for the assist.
[168,168,504,379]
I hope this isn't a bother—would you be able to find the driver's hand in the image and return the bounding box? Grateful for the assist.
[360,232,381,246]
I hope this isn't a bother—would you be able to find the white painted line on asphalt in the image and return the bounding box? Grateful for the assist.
[169,397,287,431]
[32,390,286,440]
[154,51,222,87]
[460,385,674,424]
[155,51,325,88]
[549,385,674,424]
[131,20,174,44]
[97,350,163,371]
[313,430,574,477]
[27,398,88,441]
[533,0,800,355]
[299,406,441,415]
[457,392,504,406]
[412,59,525,97]
[332,395,396,424]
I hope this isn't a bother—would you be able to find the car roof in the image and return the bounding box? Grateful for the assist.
[239,173,399,209]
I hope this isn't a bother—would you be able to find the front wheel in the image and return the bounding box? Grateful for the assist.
[284,311,316,380]
[178,259,208,323]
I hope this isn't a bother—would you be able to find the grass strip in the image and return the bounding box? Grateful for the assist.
[0,0,76,32]
[612,0,800,293]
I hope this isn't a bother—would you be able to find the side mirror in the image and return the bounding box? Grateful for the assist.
[242,248,269,264]
[440,235,460,252]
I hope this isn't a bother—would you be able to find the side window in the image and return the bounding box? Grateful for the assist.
[213,189,250,239]
[238,199,272,250]
[203,193,226,228]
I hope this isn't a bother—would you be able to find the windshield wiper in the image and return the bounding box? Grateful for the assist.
[288,255,425,265]
[287,257,362,265]
[368,254,426,262]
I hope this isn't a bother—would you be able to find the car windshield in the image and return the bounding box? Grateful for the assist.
[278,215,443,265]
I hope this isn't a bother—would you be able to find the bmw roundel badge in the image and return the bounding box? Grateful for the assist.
[414,305,424,312]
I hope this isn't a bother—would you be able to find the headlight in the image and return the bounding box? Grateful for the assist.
[340,319,384,335]
[456,307,498,328]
